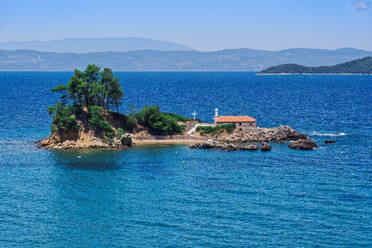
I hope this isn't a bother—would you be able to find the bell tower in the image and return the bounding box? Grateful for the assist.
[214,108,219,123]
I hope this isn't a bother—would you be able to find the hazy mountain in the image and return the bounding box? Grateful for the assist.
[0,37,193,53]
[1,48,372,71]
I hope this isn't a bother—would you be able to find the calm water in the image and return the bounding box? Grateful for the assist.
[0,72,371,247]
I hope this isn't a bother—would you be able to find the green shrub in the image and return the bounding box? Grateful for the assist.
[50,124,57,133]
[88,106,114,138]
[135,105,186,135]
[102,136,113,144]
[196,124,235,136]
[179,124,186,133]
[222,123,235,133]
[196,126,215,134]
[47,102,80,133]
[125,114,137,132]
[117,128,124,139]
[165,113,192,122]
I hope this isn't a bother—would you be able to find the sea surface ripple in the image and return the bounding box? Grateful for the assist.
[0,72,371,247]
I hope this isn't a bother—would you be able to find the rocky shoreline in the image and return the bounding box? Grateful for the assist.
[189,140,273,152]
[189,138,317,152]
[193,125,308,143]
[288,139,318,150]
[38,132,133,150]
[38,116,318,151]
[189,126,318,151]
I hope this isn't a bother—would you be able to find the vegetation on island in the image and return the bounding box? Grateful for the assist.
[47,65,123,140]
[135,105,191,135]
[196,124,235,136]
[47,102,81,133]
[50,65,123,110]
[47,65,190,141]
[259,56,372,74]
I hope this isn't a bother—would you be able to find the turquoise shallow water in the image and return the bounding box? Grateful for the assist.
[0,72,371,247]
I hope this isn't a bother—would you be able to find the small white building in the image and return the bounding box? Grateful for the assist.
[214,108,257,130]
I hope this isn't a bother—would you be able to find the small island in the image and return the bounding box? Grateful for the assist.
[39,65,318,151]
[259,56,372,75]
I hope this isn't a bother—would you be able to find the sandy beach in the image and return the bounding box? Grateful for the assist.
[132,135,206,146]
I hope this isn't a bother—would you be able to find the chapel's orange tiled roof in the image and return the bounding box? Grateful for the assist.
[216,116,256,123]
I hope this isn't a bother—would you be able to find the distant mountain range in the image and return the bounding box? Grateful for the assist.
[0,37,193,53]
[1,47,372,71]
[259,57,372,74]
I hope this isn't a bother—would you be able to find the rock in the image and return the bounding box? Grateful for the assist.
[189,141,241,151]
[225,143,241,151]
[190,141,268,152]
[191,142,199,148]
[288,139,317,150]
[277,125,307,141]
[38,139,51,147]
[244,145,259,151]
[325,140,336,144]
[198,125,309,143]
[189,143,200,149]
[260,142,272,152]
[121,135,133,147]
[199,141,214,149]
[39,131,132,150]
[189,141,213,149]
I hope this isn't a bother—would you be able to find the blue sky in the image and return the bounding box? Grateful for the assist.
[0,0,371,51]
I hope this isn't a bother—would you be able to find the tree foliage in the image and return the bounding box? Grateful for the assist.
[51,65,123,111]
[48,65,124,134]
[135,105,186,135]
[87,106,114,138]
[47,65,191,137]
[47,102,80,133]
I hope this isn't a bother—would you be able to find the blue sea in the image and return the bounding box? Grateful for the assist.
[0,72,371,247]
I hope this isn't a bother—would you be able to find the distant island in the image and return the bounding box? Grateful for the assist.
[259,56,372,75]
[38,65,319,151]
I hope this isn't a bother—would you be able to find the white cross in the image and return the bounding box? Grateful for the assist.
[192,111,197,120]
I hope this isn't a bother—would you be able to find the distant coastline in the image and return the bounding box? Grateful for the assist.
[259,73,372,75]
[1,47,372,71]
[259,57,372,75]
